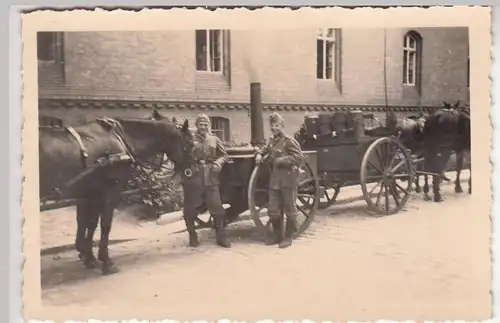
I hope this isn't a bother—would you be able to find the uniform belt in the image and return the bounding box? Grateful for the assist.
[184,161,214,177]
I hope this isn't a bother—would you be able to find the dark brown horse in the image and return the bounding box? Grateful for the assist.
[396,102,471,201]
[421,100,471,202]
[39,110,189,275]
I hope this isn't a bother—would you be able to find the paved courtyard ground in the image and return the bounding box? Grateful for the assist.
[39,170,491,322]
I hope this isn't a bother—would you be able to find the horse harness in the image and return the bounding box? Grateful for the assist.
[65,117,135,171]
[47,118,136,201]
[66,126,90,168]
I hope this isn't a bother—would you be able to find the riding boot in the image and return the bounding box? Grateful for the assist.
[266,218,282,245]
[184,217,199,247]
[279,216,297,249]
[214,215,231,248]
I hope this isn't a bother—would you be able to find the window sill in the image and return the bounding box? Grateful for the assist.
[196,70,224,75]
[316,78,336,82]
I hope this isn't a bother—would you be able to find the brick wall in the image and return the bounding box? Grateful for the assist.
[38,27,469,143]
[39,27,469,107]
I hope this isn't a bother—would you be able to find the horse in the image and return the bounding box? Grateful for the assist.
[420,100,471,202]
[39,110,190,275]
[393,112,430,194]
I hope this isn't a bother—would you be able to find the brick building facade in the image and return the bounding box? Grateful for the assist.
[37,27,469,144]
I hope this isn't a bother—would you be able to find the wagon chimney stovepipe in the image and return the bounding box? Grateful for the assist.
[250,82,266,147]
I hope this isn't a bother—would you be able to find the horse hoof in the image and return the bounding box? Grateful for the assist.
[434,195,444,203]
[84,258,98,269]
[415,187,421,193]
[102,263,119,275]
[455,186,464,193]
[189,239,200,248]
[424,195,432,201]
[216,239,231,248]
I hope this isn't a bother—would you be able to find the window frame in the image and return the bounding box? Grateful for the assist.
[37,31,64,63]
[209,116,231,142]
[316,28,336,81]
[402,31,422,87]
[195,29,225,74]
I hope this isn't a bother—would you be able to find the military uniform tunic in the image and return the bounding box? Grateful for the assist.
[182,132,228,224]
[260,132,305,223]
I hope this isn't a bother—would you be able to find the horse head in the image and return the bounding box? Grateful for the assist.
[149,109,195,174]
[107,110,188,175]
[442,100,461,111]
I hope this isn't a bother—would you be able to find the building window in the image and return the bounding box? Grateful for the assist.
[37,31,65,65]
[196,30,224,73]
[210,116,230,142]
[38,32,57,62]
[317,28,341,81]
[403,31,422,86]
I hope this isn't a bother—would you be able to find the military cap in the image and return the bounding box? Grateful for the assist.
[269,112,285,125]
[195,113,211,125]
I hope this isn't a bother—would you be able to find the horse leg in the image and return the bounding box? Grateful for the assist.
[455,151,464,193]
[414,173,421,193]
[75,200,87,258]
[83,204,100,269]
[433,175,443,202]
[423,175,431,201]
[75,199,99,269]
[97,193,120,275]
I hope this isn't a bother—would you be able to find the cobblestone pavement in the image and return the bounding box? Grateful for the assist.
[39,171,491,322]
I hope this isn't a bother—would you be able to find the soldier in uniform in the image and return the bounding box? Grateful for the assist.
[255,112,305,249]
[182,113,231,248]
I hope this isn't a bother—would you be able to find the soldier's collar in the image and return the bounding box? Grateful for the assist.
[195,132,208,140]
[272,132,284,140]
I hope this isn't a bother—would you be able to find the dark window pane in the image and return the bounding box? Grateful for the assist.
[210,30,222,72]
[196,30,208,71]
[409,36,415,49]
[325,40,334,79]
[403,51,408,84]
[317,39,324,79]
[408,51,415,84]
[37,32,55,61]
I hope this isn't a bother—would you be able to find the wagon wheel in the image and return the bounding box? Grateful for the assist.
[248,159,320,238]
[360,136,414,216]
[318,181,341,209]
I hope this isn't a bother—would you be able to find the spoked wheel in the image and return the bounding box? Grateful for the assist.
[248,159,320,238]
[360,136,414,216]
[318,181,341,209]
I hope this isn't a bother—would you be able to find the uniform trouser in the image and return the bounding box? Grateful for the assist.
[267,188,298,236]
[183,184,226,233]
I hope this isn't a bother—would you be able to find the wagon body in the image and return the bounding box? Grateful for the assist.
[296,111,416,215]
[303,135,379,185]
[196,146,321,237]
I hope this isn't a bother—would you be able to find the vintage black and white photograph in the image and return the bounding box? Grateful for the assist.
[21,7,492,322]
